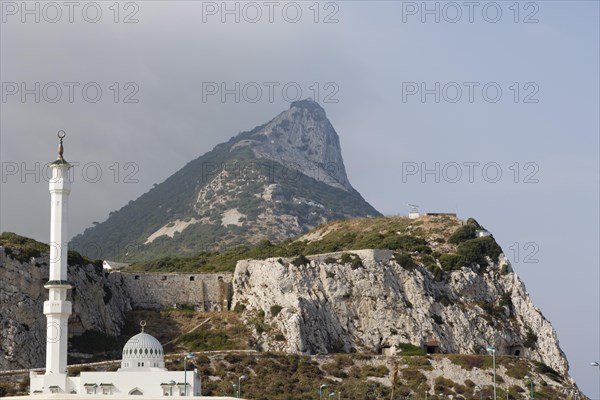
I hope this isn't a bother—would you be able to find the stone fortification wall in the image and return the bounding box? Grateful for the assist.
[109,272,233,311]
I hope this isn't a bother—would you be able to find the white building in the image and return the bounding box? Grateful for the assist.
[102,260,130,271]
[30,326,201,396]
[475,229,491,238]
[28,133,202,397]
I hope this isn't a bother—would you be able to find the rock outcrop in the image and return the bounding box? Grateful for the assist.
[232,249,571,379]
[0,249,237,371]
[0,248,130,370]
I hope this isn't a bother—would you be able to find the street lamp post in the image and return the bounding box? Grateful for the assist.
[184,353,193,396]
[474,385,482,400]
[524,375,535,399]
[329,392,336,399]
[320,384,328,400]
[169,380,176,396]
[238,374,248,398]
[233,383,237,398]
[487,346,497,400]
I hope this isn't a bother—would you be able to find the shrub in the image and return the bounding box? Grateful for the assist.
[395,235,430,252]
[323,257,338,264]
[351,257,363,269]
[270,305,283,317]
[179,330,237,351]
[291,255,310,266]
[340,252,354,264]
[403,356,432,370]
[437,294,451,307]
[439,253,463,270]
[505,362,529,379]
[394,252,416,269]
[274,334,286,341]
[397,343,426,356]
[509,385,525,393]
[533,361,563,382]
[457,236,502,265]
[401,368,428,386]
[233,303,246,313]
[254,320,268,334]
[448,225,477,244]
[362,365,389,377]
[499,292,513,309]
[322,361,348,378]
[355,232,385,249]
[466,218,482,228]
[434,376,456,395]
[340,252,363,269]
[448,354,484,370]
[464,379,476,388]
[426,263,445,281]
[420,254,437,269]
[524,327,538,349]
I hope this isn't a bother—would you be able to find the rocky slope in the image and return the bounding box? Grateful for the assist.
[71,100,380,261]
[1,216,583,397]
[230,216,572,384]
[233,251,568,375]
[0,247,131,370]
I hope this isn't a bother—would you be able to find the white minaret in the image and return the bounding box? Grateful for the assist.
[42,131,73,391]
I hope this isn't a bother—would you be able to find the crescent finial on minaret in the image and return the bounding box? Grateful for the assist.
[57,130,66,160]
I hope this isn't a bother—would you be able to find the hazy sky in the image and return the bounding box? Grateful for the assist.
[1,1,598,397]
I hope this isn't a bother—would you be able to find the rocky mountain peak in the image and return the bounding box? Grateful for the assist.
[246,99,351,191]
[289,98,327,116]
[71,101,379,260]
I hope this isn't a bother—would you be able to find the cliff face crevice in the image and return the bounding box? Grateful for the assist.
[231,249,570,378]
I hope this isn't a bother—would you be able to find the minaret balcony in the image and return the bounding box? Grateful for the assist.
[44,280,72,289]
[43,300,72,315]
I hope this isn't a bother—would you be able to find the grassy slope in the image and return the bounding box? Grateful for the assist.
[127,214,497,276]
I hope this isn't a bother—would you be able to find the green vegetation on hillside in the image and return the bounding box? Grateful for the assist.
[128,215,503,275]
[0,351,572,400]
[438,236,502,270]
[0,232,48,263]
[0,232,102,269]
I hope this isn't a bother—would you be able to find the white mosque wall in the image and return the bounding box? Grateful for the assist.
[77,370,200,396]
[29,369,200,396]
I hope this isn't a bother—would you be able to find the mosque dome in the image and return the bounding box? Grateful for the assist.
[119,323,166,371]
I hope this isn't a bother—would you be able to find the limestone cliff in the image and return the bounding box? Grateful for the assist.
[232,250,570,380]
[0,248,130,370]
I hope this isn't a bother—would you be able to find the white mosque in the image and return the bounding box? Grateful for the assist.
[19,133,225,399]
[30,322,201,396]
